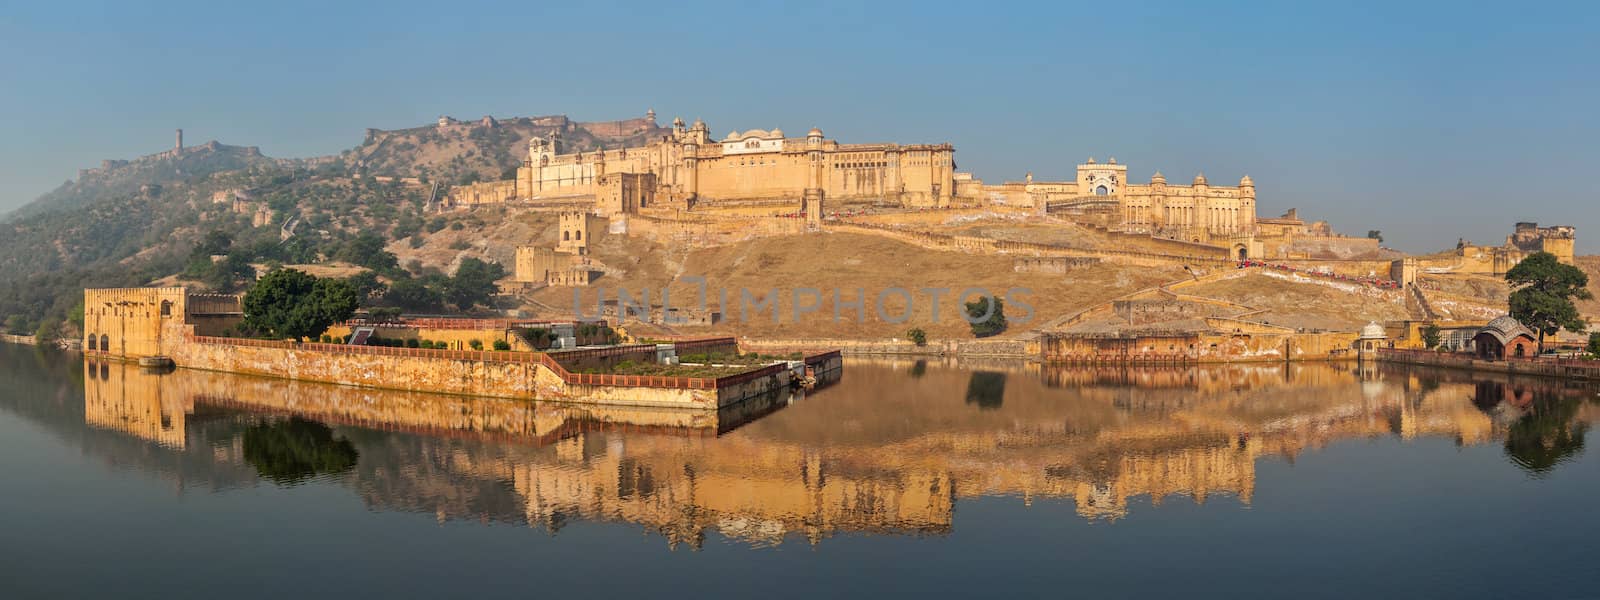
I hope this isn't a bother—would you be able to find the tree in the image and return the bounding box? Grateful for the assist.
[242,269,359,341]
[4,315,28,335]
[1590,332,1600,358]
[964,296,1008,338]
[381,278,443,312]
[906,328,927,347]
[344,271,387,303]
[34,319,60,343]
[1420,323,1441,350]
[445,258,505,311]
[1505,252,1592,352]
[1367,230,1383,243]
[335,232,398,272]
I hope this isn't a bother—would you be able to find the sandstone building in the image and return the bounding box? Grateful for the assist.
[449,113,956,211]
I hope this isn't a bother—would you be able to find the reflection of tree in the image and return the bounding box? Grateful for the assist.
[1504,397,1588,477]
[965,371,1006,410]
[242,417,359,484]
[910,360,926,378]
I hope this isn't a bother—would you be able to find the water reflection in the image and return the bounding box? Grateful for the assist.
[49,353,1600,547]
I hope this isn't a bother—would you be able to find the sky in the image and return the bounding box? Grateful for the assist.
[2,0,1597,253]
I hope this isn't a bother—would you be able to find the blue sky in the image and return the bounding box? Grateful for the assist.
[3,0,1597,253]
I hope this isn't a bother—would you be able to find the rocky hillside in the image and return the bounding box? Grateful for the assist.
[7,142,282,220]
[0,112,672,334]
[345,113,668,186]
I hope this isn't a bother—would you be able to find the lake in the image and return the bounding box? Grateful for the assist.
[2,342,1597,599]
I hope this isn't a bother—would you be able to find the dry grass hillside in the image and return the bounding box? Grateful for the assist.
[1179,271,1411,330]
[530,230,1173,340]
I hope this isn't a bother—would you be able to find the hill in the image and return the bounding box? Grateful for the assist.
[0,112,674,335]
[6,141,282,221]
[346,113,667,186]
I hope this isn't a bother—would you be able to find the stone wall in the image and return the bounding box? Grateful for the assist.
[1380,348,1600,380]
[1041,330,1359,364]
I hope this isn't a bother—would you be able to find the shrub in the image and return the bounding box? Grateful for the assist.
[469,339,483,350]
[492,339,511,351]
[419,340,433,349]
[1589,332,1600,358]
[906,328,927,346]
[320,335,332,343]
[405,338,420,348]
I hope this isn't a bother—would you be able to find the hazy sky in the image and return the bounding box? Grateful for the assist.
[3,0,1597,253]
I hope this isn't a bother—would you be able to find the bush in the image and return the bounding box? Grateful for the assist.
[405,338,420,348]
[492,339,511,351]
[320,335,332,343]
[906,328,927,346]
[1421,323,1441,350]
[469,339,483,350]
[418,340,433,349]
[964,296,1008,338]
[1589,332,1600,357]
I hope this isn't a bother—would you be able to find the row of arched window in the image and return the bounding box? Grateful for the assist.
[87,334,109,351]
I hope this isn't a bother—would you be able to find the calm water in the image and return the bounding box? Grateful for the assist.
[2,343,1598,599]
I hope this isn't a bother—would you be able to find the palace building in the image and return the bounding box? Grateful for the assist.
[448,113,956,212]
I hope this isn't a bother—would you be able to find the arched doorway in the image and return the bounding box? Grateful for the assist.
[1095,185,1109,196]
[1236,246,1248,260]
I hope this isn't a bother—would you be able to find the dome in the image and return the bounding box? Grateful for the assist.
[1480,315,1535,344]
[1193,173,1208,185]
[807,127,823,137]
[1151,171,1166,184]
[1360,322,1386,339]
[724,131,739,141]
[1239,174,1254,186]
[769,128,783,138]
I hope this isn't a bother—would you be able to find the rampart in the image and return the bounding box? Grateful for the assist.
[136,335,799,409]
[1378,349,1600,380]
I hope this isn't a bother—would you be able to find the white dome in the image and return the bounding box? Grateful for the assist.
[1360,322,1386,339]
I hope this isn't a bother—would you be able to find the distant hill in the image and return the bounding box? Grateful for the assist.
[346,113,667,185]
[6,141,282,221]
[0,112,674,332]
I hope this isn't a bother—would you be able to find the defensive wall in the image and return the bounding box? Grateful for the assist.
[738,337,1036,358]
[1041,328,1360,364]
[152,335,798,409]
[825,222,1233,267]
[1379,348,1600,381]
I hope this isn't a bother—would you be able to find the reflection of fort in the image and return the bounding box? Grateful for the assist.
[79,357,1597,547]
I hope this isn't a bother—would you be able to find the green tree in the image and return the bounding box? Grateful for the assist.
[242,269,359,341]
[1367,230,1383,243]
[445,258,506,310]
[34,319,60,343]
[1588,332,1600,357]
[1505,252,1592,352]
[4,315,28,335]
[906,328,927,346]
[344,271,387,303]
[242,418,359,484]
[67,301,84,329]
[335,232,399,272]
[1420,323,1441,350]
[381,278,443,312]
[964,296,1008,338]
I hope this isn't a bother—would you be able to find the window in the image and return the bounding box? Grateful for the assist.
[159,300,172,317]
[88,335,97,350]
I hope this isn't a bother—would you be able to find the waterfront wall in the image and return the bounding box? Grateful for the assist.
[1041,329,1359,364]
[1378,349,1600,380]
[739,337,1035,358]
[1,333,37,345]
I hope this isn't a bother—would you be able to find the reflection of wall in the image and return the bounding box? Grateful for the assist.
[80,357,1593,547]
